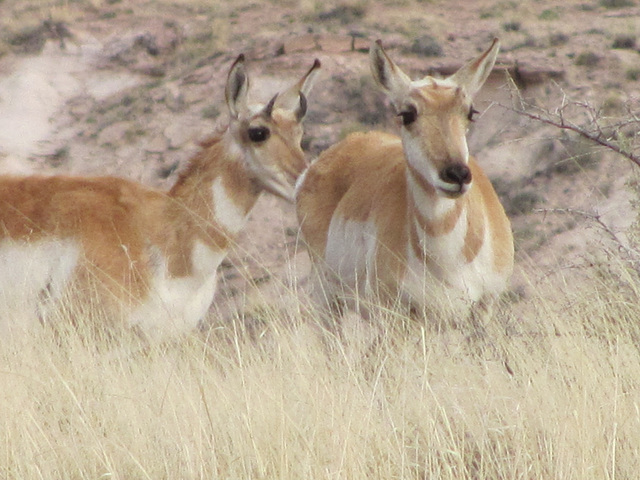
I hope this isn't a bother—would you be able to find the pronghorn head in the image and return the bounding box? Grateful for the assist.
[370,38,500,199]
[225,55,321,202]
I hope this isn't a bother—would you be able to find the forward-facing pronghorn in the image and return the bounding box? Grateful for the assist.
[0,55,320,340]
[296,38,513,325]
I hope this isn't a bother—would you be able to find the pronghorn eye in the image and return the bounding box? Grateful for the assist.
[468,106,480,122]
[398,105,417,126]
[248,126,270,143]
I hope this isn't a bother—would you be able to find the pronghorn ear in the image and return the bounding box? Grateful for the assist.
[449,38,500,99]
[295,92,307,121]
[300,58,321,98]
[226,54,249,119]
[275,58,321,117]
[369,40,412,109]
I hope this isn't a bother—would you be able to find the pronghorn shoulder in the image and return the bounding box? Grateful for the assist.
[314,130,404,173]
[333,130,402,154]
[317,131,407,221]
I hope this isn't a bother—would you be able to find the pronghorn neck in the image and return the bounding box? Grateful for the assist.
[406,156,487,273]
[169,129,261,250]
[406,157,468,272]
[406,159,462,229]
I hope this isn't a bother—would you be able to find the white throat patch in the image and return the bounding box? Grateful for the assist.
[211,176,248,236]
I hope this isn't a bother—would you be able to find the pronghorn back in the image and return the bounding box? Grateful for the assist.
[0,55,320,340]
[296,39,513,320]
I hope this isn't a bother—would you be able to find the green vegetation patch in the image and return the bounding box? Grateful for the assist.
[600,0,635,7]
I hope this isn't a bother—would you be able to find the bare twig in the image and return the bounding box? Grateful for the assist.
[534,207,640,266]
[500,75,640,167]
[502,75,640,270]
[509,107,640,168]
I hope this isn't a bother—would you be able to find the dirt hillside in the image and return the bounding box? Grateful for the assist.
[1,0,639,325]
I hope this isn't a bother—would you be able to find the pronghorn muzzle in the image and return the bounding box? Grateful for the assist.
[439,163,472,197]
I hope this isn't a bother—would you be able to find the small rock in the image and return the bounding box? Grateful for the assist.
[98,121,132,146]
[164,82,185,112]
[134,62,166,77]
[144,135,168,153]
[164,122,195,149]
[183,65,215,84]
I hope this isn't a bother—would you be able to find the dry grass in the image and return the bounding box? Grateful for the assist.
[2,253,640,480]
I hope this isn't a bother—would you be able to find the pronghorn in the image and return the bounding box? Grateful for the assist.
[0,55,320,340]
[296,38,513,325]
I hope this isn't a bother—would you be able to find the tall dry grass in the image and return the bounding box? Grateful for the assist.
[2,251,640,480]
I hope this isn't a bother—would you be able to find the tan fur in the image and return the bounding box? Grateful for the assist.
[1,175,163,299]
[296,40,513,320]
[0,56,320,338]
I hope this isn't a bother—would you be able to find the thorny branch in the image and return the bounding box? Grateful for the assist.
[500,75,640,168]
[502,76,640,270]
[535,207,637,260]
[511,108,640,168]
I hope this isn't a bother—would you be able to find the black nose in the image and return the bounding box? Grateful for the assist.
[441,164,472,185]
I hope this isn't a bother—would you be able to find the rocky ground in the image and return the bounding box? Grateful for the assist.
[1,0,639,325]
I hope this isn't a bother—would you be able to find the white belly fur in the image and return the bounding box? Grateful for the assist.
[403,218,505,316]
[130,240,224,340]
[324,217,379,299]
[0,238,223,340]
[0,238,80,334]
[320,213,505,318]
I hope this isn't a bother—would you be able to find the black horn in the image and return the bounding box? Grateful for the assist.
[263,93,278,118]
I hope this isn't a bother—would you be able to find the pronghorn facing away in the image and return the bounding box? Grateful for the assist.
[0,55,320,340]
[296,39,513,324]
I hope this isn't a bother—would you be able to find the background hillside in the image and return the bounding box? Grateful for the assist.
[1,0,640,478]
[1,0,639,317]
